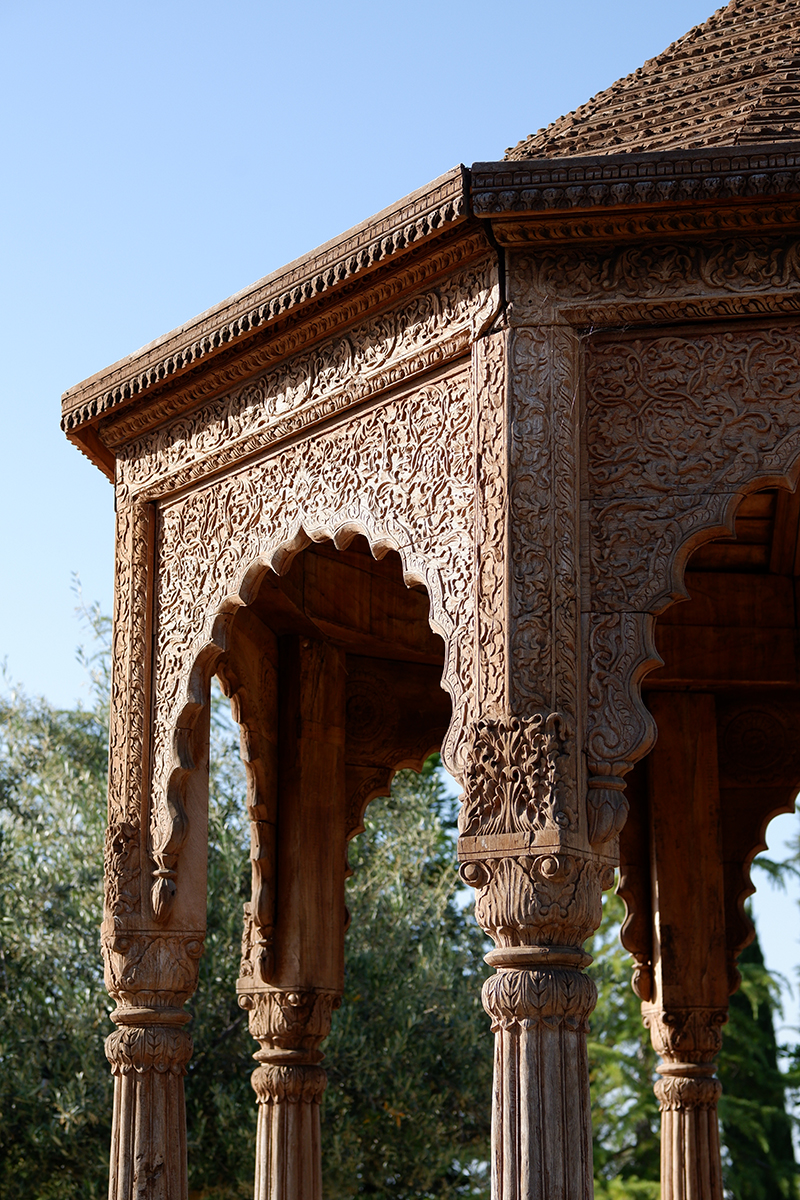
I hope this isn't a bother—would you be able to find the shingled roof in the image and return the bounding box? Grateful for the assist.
[505,0,800,160]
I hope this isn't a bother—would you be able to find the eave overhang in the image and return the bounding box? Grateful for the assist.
[61,167,471,479]
[471,141,800,246]
[63,143,800,480]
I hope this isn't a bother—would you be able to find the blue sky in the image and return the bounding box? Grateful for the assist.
[2,0,797,1027]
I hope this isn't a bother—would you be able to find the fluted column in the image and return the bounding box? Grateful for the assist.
[241,989,339,1200]
[235,633,347,1200]
[644,1007,727,1200]
[103,931,204,1200]
[461,844,613,1200]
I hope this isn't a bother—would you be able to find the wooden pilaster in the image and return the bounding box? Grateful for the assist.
[644,691,728,1200]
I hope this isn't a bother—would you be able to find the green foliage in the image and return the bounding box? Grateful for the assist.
[1,618,798,1199]
[0,644,111,1196]
[322,761,492,1199]
[587,892,661,1193]
[719,936,799,1200]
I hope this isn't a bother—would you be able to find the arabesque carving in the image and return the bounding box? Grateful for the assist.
[148,369,477,917]
[117,257,498,499]
[458,713,575,839]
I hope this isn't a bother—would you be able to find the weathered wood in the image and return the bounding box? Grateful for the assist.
[644,692,727,1200]
[238,635,347,1200]
[68,25,800,1195]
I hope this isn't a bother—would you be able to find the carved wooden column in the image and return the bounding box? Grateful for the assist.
[643,692,727,1200]
[104,932,203,1200]
[237,633,346,1200]
[102,497,209,1200]
[458,325,613,1200]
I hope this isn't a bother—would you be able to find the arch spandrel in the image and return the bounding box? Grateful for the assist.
[147,366,477,927]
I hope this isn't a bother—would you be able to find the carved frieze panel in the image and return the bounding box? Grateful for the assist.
[586,324,800,499]
[117,257,498,500]
[585,323,800,615]
[147,370,476,919]
[509,237,800,324]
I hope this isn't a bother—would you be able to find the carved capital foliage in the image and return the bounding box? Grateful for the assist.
[239,989,341,1059]
[103,931,204,1010]
[461,853,612,948]
[251,1064,328,1105]
[482,967,597,1033]
[643,1006,728,1064]
[654,1073,723,1113]
[105,1024,193,1077]
[458,713,576,839]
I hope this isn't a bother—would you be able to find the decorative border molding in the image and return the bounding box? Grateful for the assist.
[472,143,800,216]
[61,168,469,436]
[117,256,498,500]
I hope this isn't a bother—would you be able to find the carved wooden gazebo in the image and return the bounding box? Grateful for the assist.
[62,1,800,1197]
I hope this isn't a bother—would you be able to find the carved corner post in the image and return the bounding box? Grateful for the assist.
[237,633,346,1200]
[458,325,613,1199]
[643,692,727,1200]
[104,497,208,1200]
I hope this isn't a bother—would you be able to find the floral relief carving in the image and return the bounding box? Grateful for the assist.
[586,325,800,500]
[148,370,477,915]
[105,499,151,924]
[458,713,576,839]
[461,853,612,949]
[117,258,498,500]
[473,330,508,713]
[509,237,800,321]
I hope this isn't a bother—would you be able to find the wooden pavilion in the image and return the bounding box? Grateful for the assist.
[62,0,800,1196]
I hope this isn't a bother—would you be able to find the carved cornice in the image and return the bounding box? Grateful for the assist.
[61,168,470,445]
[472,143,800,245]
[116,256,498,501]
